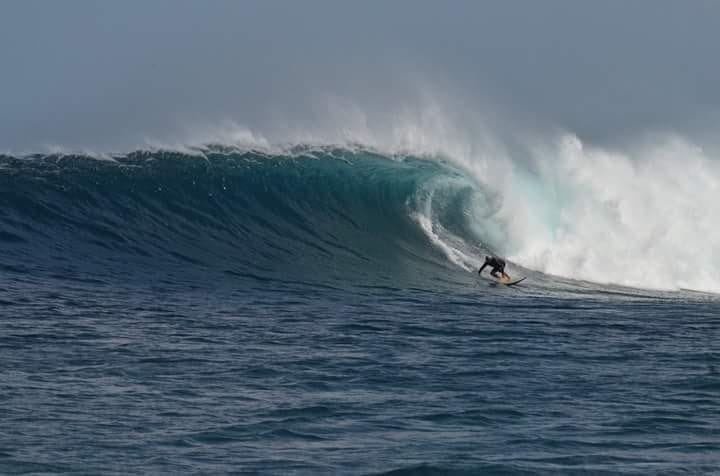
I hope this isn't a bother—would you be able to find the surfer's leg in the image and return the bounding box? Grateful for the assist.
[498,264,509,280]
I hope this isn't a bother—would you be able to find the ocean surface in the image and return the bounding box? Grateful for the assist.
[1,148,719,475]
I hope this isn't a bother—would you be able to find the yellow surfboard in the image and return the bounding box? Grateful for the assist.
[500,276,526,286]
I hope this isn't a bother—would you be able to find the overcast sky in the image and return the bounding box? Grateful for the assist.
[2,0,719,151]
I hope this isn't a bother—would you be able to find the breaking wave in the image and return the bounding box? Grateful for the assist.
[1,136,718,292]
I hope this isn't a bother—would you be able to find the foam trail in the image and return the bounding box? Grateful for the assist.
[412,212,471,271]
[409,177,480,272]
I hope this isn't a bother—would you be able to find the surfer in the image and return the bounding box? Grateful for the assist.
[478,255,510,280]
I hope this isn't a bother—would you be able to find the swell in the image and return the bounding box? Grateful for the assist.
[0,148,489,288]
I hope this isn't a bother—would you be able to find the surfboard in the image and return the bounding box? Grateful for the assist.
[500,276,526,286]
[478,275,527,286]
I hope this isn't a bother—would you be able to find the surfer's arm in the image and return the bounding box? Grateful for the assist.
[478,263,487,274]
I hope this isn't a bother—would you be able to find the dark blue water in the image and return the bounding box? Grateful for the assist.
[1,149,719,474]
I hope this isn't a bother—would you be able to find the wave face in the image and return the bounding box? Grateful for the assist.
[2,140,719,293]
[0,148,491,289]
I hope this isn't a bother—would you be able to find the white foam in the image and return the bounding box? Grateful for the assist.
[495,134,720,292]
[409,178,481,272]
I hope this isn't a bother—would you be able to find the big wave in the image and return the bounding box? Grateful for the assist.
[1,135,719,293]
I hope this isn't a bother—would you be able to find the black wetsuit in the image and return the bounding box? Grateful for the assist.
[478,256,506,277]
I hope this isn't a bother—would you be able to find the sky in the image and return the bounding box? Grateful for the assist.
[2,0,720,151]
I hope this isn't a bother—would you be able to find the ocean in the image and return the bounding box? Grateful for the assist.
[1,147,718,474]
